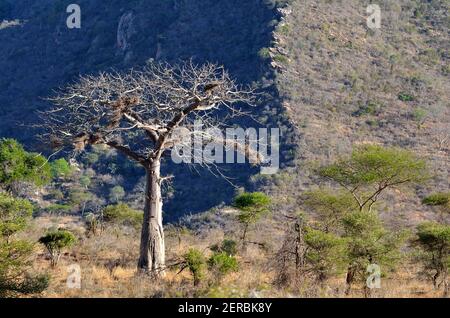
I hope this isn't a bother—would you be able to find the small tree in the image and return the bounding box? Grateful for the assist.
[415,222,450,297]
[0,193,33,243]
[211,239,238,256]
[317,145,429,213]
[0,138,51,193]
[207,252,238,282]
[180,248,206,287]
[0,194,48,297]
[109,185,125,203]
[303,227,347,284]
[234,192,271,247]
[39,229,77,267]
[102,203,143,229]
[342,211,407,296]
[0,240,49,297]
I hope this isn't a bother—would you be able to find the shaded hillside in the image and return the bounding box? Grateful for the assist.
[0,0,279,140]
[0,0,286,219]
[260,0,449,226]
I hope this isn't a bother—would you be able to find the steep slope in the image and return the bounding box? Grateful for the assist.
[263,0,449,226]
[0,0,285,219]
[0,0,279,141]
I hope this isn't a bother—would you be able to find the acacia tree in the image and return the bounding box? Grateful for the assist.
[314,145,428,295]
[416,222,449,297]
[422,192,450,223]
[40,61,256,276]
[234,192,271,248]
[317,145,429,213]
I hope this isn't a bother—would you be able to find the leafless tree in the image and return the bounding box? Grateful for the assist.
[40,61,258,276]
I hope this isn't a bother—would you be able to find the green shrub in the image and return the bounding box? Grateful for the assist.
[0,240,49,297]
[273,54,288,64]
[211,239,238,256]
[208,252,238,281]
[82,152,99,165]
[79,176,91,188]
[416,222,450,296]
[68,188,92,205]
[39,229,76,267]
[258,48,271,60]
[0,193,33,241]
[50,158,73,179]
[102,203,143,228]
[183,248,206,286]
[398,92,414,102]
[109,186,125,203]
[304,227,347,282]
[422,193,450,207]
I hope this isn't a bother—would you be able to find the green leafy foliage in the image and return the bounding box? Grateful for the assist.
[302,190,357,230]
[398,92,415,102]
[417,222,450,250]
[183,248,206,286]
[68,188,93,205]
[0,138,51,189]
[39,229,76,267]
[422,192,450,208]
[0,240,49,297]
[304,227,347,282]
[342,211,408,288]
[415,222,450,295]
[234,192,271,243]
[102,203,143,228]
[317,145,429,211]
[0,193,33,241]
[208,252,238,281]
[211,239,238,256]
[258,47,271,60]
[0,192,48,297]
[50,158,73,179]
[109,186,125,203]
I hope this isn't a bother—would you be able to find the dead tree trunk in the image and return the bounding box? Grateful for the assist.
[138,160,165,276]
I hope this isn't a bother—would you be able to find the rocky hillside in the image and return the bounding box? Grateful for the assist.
[0,0,448,224]
[261,0,449,226]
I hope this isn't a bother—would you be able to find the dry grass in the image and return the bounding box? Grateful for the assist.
[16,214,446,298]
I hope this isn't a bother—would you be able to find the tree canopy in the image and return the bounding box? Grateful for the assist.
[0,193,33,241]
[317,145,429,212]
[0,138,51,190]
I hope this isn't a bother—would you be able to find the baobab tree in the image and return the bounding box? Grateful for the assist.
[40,61,257,276]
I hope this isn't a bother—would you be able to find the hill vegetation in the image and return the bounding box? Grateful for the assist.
[0,0,448,298]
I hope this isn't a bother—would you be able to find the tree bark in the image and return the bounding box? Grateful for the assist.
[138,160,165,277]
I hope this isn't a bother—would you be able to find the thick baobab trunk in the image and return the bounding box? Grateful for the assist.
[138,160,165,276]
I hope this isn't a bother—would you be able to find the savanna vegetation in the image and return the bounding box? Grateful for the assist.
[0,0,448,299]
